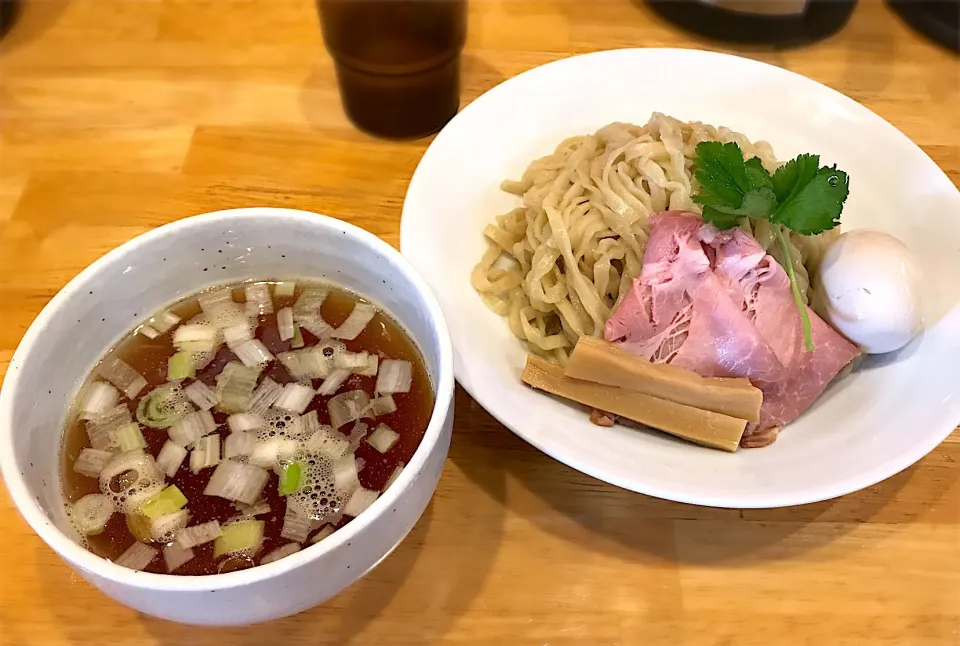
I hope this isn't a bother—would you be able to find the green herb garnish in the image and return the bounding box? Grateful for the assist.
[692,142,849,351]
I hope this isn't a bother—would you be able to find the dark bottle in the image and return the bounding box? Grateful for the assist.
[887,0,959,54]
[0,0,19,40]
[646,0,857,46]
[317,0,467,139]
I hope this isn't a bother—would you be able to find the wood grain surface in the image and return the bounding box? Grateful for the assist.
[1,0,958,644]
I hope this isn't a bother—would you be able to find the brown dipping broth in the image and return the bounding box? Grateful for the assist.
[61,281,433,575]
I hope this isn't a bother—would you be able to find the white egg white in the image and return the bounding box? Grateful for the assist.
[816,230,922,354]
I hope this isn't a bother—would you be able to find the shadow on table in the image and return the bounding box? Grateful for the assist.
[0,0,68,54]
[453,388,958,567]
[37,393,505,644]
[33,507,426,644]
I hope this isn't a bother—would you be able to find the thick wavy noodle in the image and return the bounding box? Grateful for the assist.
[473,113,832,364]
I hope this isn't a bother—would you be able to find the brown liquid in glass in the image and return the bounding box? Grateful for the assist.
[61,282,434,575]
[318,0,467,139]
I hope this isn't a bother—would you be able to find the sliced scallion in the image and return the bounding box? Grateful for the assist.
[292,287,328,320]
[73,448,114,478]
[173,324,217,353]
[375,360,413,395]
[141,485,188,519]
[116,542,158,571]
[168,409,216,447]
[384,463,404,491]
[244,283,274,315]
[148,309,181,334]
[156,440,188,477]
[215,361,259,413]
[278,462,303,496]
[332,454,361,496]
[72,493,115,535]
[78,381,120,421]
[248,438,298,469]
[137,384,192,429]
[176,519,222,548]
[234,339,274,368]
[309,525,335,544]
[347,421,369,451]
[333,351,369,372]
[213,519,264,558]
[115,422,147,453]
[290,324,304,349]
[223,431,255,459]
[223,322,253,350]
[249,378,283,415]
[138,325,161,340]
[198,287,234,314]
[85,404,132,451]
[305,427,350,461]
[189,434,220,473]
[317,369,351,396]
[164,542,194,573]
[126,513,153,542]
[167,351,196,381]
[98,450,165,515]
[98,357,148,400]
[226,412,263,434]
[280,504,310,543]
[150,508,190,542]
[273,281,296,298]
[366,424,400,454]
[204,460,269,504]
[328,389,370,429]
[260,543,300,565]
[184,380,218,411]
[273,382,315,415]
[358,353,379,377]
[342,487,378,518]
[366,395,397,418]
[331,302,376,341]
[299,410,322,437]
[234,500,271,517]
[298,314,334,339]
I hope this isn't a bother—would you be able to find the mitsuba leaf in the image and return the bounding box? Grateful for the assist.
[700,205,742,230]
[771,153,820,204]
[704,188,777,221]
[771,166,849,235]
[692,141,755,209]
[744,156,773,192]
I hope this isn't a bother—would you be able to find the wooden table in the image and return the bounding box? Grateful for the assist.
[1,0,958,643]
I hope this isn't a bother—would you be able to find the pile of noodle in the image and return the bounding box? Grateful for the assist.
[472,113,839,364]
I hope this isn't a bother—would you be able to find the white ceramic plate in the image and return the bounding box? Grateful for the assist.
[400,49,960,508]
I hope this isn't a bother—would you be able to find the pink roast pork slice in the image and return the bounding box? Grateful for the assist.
[604,211,860,437]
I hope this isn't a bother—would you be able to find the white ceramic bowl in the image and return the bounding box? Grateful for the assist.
[0,207,455,625]
[401,48,960,508]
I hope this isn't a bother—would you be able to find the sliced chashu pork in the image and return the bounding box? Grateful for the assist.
[604,211,859,436]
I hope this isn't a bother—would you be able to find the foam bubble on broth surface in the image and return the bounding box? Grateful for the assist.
[98,450,166,514]
[254,409,344,522]
[288,450,340,521]
[59,281,434,575]
[255,409,301,442]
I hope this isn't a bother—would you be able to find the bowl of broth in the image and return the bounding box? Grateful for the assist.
[0,207,455,625]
